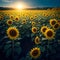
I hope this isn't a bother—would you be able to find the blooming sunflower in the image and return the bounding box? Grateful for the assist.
[49,19,57,26]
[30,16,34,21]
[22,19,26,24]
[44,29,55,40]
[32,27,37,33]
[7,27,19,40]
[0,15,3,20]
[34,15,38,19]
[30,47,41,59]
[7,20,13,26]
[53,23,60,30]
[40,26,48,34]
[15,16,19,22]
[32,21,36,26]
[10,15,14,19]
[57,20,60,26]
[34,36,41,45]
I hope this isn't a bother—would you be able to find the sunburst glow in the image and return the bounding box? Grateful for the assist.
[16,4,24,10]
[13,2,29,10]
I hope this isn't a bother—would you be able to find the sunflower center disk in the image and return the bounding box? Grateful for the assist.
[8,21,12,24]
[52,21,56,25]
[32,50,38,56]
[9,29,17,37]
[43,28,47,32]
[47,31,53,37]
[33,29,37,32]
[54,24,59,28]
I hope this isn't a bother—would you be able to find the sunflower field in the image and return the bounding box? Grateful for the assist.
[0,8,60,60]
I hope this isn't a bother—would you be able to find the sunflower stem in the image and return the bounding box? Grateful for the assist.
[12,40,14,60]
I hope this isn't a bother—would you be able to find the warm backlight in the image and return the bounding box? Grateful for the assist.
[16,4,24,10]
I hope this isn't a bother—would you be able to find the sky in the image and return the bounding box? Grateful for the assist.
[0,0,60,8]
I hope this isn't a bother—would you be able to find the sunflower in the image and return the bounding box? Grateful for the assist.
[15,16,19,22]
[32,21,36,26]
[7,20,13,25]
[53,23,60,30]
[30,47,41,59]
[0,15,3,20]
[22,19,26,24]
[34,15,38,19]
[40,26,48,34]
[10,15,14,19]
[7,27,19,40]
[49,19,57,26]
[32,27,37,33]
[34,36,41,45]
[30,16,34,21]
[57,20,60,26]
[44,29,55,40]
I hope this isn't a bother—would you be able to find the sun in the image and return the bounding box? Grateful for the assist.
[11,2,30,10]
[15,2,27,10]
[16,4,24,9]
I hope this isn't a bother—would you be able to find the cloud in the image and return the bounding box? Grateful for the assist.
[2,0,23,2]
[2,0,14,2]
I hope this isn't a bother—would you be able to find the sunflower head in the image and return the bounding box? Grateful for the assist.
[32,27,37,34]
[22,19,26,24]
[30,16,34,21]
[34,15,37,19]
[40,26,48,34]
[49,19,57,26]
[32,21,36,26]
[7,27,19,40]
[30,47,41,59]
[34,36,41,45]
[44,29,55,40]
[10,15,14,19]
[57,20,60,26]
[15,16,19,22]
[15,18,19,20]
[7,20,13,26]
[0,15,4,20]
[53,23,60,30]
